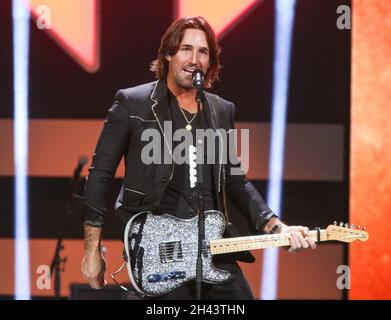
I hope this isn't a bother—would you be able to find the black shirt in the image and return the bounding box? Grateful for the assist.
[158,90,218,219]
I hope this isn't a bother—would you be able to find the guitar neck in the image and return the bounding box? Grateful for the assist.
[209,229,328,255]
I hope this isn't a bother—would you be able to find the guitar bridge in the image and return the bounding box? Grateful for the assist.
[159,241,184,263]
[147,271,186,283]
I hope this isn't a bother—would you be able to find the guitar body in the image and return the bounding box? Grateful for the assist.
[124,210,232,297]
[122,210,369,297]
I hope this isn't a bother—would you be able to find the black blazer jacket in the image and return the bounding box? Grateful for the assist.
[82,80,277,263]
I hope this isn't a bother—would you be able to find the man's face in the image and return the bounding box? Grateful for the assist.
[166,28,210,91]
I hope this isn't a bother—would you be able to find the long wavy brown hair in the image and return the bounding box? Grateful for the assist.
[150,16,221,88]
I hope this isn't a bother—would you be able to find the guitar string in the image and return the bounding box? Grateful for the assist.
[135,233,323,255]
[156,232,363,255]
[158,239,290,251]
[128,231,331,256]
[128,232,364,260]
[157,235,299,250]
[152,232,335,255]
[157,246,286,256]
[155,239,292,255]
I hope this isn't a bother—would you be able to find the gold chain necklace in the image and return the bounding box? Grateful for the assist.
[178,105,197,130]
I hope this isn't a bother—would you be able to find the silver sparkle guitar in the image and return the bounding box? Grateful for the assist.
[123,210,368,297]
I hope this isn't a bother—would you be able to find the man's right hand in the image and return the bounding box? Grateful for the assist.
[81,224,106,289]
[81,249,107,289]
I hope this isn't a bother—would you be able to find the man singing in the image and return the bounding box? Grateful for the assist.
[81,16,316,300]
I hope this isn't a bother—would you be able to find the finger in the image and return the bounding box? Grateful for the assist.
[290,233,301,252]
[288,244,297,253]
[288,247,296,253]
[90,276,105,289]
[293,232,303,250]
[288,235,296,253]
[307,237,317,249]
[99,274,106,287]
[289,234,296,251]
[96,271,106,287]
[89,278,103,289]
[301,227,310,237]
[298,234,309,249]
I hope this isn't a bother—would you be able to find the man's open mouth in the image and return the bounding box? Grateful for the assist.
[183,68,196,74]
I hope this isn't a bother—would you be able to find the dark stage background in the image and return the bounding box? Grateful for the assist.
[0,0,350,299]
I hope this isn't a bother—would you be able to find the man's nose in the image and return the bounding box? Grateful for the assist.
[190,51,200,65]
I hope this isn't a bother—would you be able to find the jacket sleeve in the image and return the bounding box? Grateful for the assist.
[82,90,131,227]
[224,102,278,233]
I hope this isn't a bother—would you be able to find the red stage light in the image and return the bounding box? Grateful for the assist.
[176,0,262,38]
[28,0,100,73]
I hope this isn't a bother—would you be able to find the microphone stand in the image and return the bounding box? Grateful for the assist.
[195,89,205,300]
[49,157,87,299]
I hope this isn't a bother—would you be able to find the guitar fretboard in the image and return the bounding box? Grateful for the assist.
[209,230,328,255]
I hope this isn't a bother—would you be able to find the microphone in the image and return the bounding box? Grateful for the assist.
[73,155,88,179]
[192,69,205,91]
[70,155,88,202]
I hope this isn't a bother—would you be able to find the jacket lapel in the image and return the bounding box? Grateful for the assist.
[203,92,224,195]
[150,80,174,165]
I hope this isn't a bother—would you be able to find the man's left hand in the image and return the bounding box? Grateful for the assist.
[279,225,317,253]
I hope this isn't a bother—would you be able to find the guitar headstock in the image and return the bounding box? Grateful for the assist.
[326,221,369,243]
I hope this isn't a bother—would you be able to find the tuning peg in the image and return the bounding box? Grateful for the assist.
[350,224,355,229]
[357,225,361,229]
[363,226,366,231]
[339,222,344,227]
[334,221,337,226]
[344,223,349,228]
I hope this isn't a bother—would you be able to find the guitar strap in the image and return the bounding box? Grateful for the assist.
[130,214,147,288]
[112,214,148,298]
